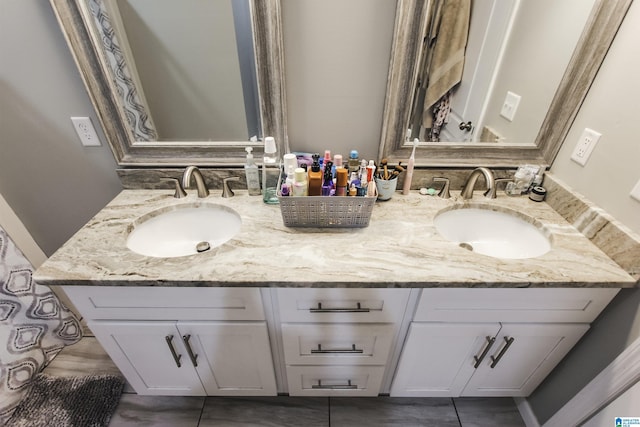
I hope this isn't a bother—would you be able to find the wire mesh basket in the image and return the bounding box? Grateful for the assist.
[277,196,376,228]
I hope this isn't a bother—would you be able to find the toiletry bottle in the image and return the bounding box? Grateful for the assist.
[359,159,368,181]
[348,150,359,174]
[283,153,298,176]
[283,153,298,191]
[262,136,280,204]
[292,167,308,196]
[333,154,343,178]
[349,171,360,195]
[366,160,376,183]
[358,159,368,196]
[335,168,348,196]
[322,161,334,196]
[323,150,332,172]
[244,147,261,196]
[308,154,323,196]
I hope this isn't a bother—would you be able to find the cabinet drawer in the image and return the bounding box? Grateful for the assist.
[277,288,409,323]
[415,288,618,323]
[286,365,385,396]
[63,286,265,321]
[281,324,395,365]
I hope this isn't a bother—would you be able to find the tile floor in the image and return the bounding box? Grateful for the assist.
[43,337,526,427]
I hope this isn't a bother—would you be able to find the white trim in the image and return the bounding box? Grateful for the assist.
[515,397,541,427]
[543,335,640,427]
[0,192,47,267]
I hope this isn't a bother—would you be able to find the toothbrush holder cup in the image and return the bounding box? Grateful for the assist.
[375,177,398,201]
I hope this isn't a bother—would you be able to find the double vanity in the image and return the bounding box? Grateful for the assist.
[34,182,636,398]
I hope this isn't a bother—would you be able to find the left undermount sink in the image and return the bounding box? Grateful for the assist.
[433,206,551,259]
[127,203,241,258]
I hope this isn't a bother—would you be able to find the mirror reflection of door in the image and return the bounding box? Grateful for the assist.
[409,0,517,143]
[442,0,517,143]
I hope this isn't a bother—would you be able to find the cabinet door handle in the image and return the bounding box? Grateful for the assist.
[310,344,364,354]
[182,334,198,367]
[490,336,515,368]
[311,380,358,390]
[473,336,496,368]
[309,302,370,313]
[165,335,182,368]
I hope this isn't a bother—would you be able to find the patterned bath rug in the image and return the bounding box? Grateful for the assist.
[6,373,125,427]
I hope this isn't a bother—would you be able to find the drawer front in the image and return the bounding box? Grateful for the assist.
[277,288,410,323]
[286,365,385,396]
[415,288,619,323]
[63,286,265,321]
[281,324,395,365]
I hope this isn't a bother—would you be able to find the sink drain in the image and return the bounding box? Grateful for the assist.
[196,241,211,253]
[459,242,474,252]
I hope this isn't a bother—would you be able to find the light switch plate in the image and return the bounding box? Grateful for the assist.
[570,128,601,166]
[500,91,521,122]
[630,179,640,202]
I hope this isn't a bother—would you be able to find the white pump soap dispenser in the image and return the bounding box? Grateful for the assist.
[244,146,261,196]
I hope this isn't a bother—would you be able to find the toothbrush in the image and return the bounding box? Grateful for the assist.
[402,138,417,195]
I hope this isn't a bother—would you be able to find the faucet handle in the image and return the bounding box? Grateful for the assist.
[161,178,188,199]
[432,177,451,199]
[485,178,512,199]
[222,176,240,198]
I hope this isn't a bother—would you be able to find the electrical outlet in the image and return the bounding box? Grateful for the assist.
[500,91,521,122]
[630,179,640,202]
[570,128,601,166]
[71,117,101,147]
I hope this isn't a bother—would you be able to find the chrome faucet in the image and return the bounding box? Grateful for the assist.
[461,167,496,199]
[182,166,209,198]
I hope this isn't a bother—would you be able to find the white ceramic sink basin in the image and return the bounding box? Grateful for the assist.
[127,203,241,258]
[433,207,551,259]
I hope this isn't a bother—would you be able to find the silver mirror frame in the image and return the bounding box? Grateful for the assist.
[50,0,288,167]
[378,0,632,167]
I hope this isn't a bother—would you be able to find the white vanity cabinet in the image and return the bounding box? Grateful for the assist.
[63,286,277,396]
[390,288,619,397]
[276,288,410,396]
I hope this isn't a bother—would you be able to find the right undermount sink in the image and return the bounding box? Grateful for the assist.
[433,206,551,259]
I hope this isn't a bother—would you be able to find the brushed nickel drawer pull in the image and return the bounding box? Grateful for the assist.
[490,336,515,368]
[182,334,198,367]
[165,335,181,368]
[310,344,364,354]
[311,379,358,390]
[309,302,370,313]
[473,336,496,368]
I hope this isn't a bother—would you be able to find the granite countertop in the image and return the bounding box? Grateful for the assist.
[33,189,636,288]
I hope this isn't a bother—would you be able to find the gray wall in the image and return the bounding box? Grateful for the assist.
[0,0,122,255]
[527,0,640,423]
[282,0,396,162]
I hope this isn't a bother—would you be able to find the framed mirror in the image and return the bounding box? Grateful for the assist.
[50,0,287,167]
[378,0,632,167]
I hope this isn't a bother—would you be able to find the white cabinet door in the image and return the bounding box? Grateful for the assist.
[390,323,501,397]
[179,322,277,396]
[89,321,206,395]
[462,323,589,397]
